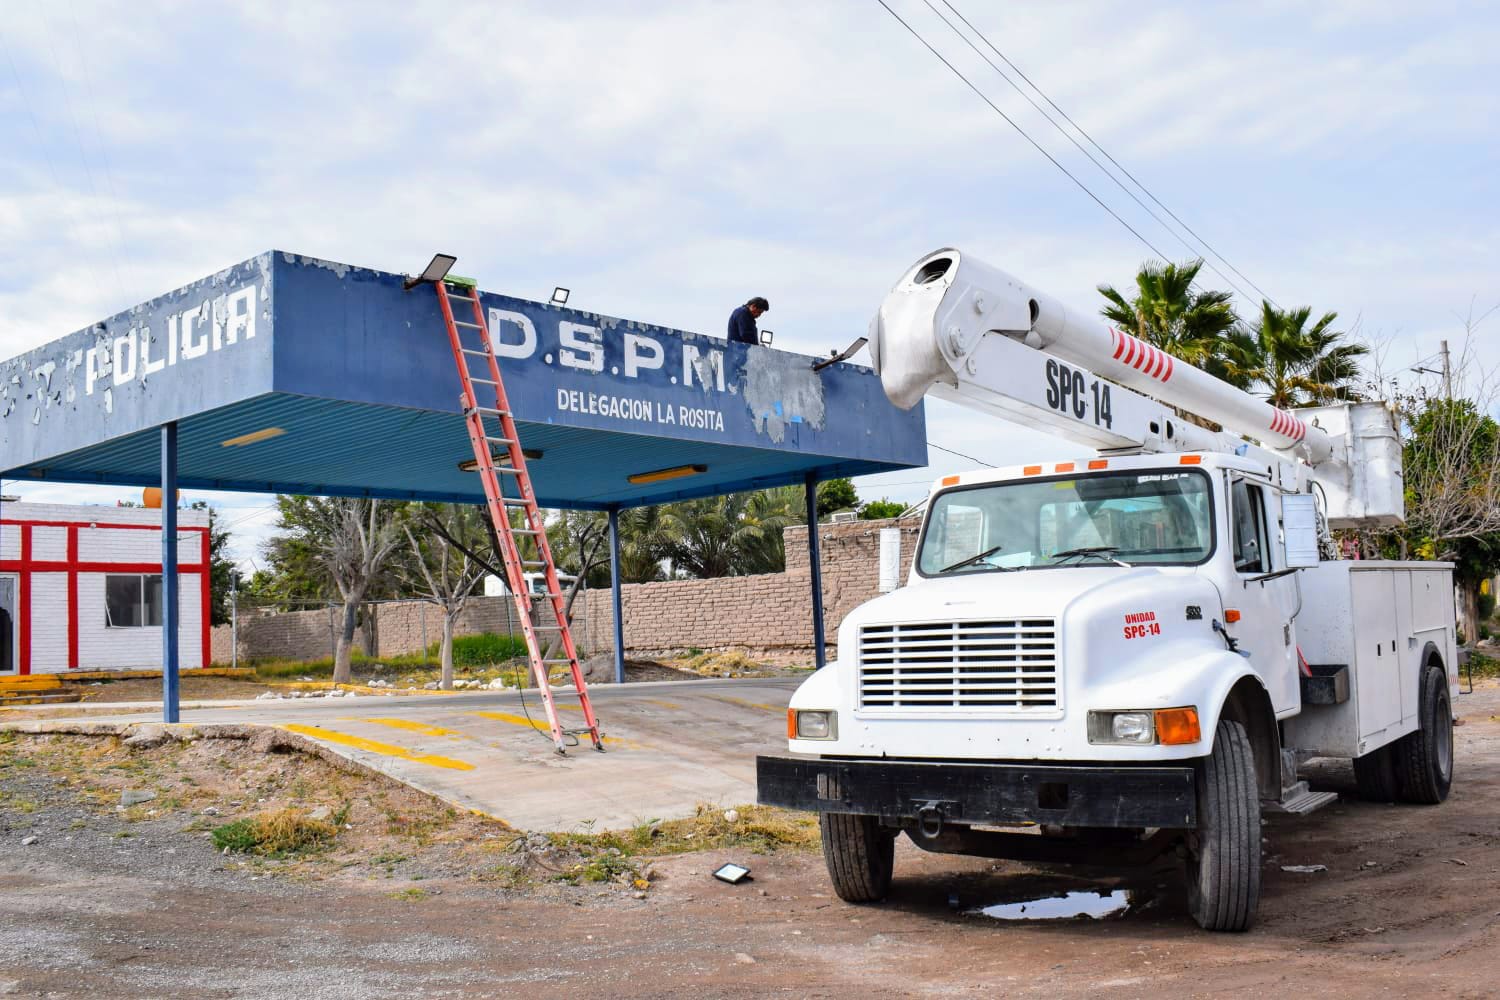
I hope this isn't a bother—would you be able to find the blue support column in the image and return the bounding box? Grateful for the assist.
[608,506,625,685]
[805,472,827,669]
[161,422,180,723]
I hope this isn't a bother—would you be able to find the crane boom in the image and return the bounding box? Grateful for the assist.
[868,248,1404,527]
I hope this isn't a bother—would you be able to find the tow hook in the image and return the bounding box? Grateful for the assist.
[914,800,955,839]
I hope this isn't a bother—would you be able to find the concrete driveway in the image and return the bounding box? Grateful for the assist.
[27,678,799,832]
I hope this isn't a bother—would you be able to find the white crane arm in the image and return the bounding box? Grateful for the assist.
[869,249,1404,527]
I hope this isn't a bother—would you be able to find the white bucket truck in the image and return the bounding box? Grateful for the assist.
[757,250,1457,931]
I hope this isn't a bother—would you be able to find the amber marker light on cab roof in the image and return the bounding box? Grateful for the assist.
[1055,462,1075,473]
[1023,465,1042,476]
[940,475,961,487]
[1088,459,1108,470]
[1179,454,1203,465]
[1155,707,1201,745]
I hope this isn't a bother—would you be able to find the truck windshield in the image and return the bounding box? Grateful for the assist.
[917,469,1213,576]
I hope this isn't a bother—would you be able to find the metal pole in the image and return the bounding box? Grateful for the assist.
[1440,339,1452,400]
[805,471,827,669]
[230,576,238,671]
[161,423,180,723]
[608,506,625,684]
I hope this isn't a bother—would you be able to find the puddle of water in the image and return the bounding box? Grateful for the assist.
[972,890,1131,921]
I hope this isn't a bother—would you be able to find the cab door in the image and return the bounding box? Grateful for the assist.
[1226,478,1300,714]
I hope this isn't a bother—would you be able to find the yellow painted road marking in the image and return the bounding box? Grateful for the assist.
[353,717,465,738]
[467,711,636,748]
[277,724,475,771]
[709,695,783,714]
[643,699,682,711]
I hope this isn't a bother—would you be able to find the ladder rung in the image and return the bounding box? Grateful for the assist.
[510,528,540,535]
[460,348,491,357]
[492,497,531,507]
[541,658,576,664]
[483,436,515,445]
[521,560,547,567]
[529,625,563,631]
[453,320,483,329]
[474,406,510,417]
[470,377,498,386]
[562,728,597,737]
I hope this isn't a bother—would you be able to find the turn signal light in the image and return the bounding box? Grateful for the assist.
[1224,608,1241,623]
[1155,707,1202,745]
[786,708,797,739]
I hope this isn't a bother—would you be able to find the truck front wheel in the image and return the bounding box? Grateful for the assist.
[820,812,895,903]
[1186,718,1261,932]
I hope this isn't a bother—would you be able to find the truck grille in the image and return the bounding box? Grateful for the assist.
[858,619,1059,710]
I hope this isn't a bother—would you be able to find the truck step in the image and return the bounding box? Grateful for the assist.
[1265,782,1340,816]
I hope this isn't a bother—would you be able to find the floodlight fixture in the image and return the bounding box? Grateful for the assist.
[404,253,458,290]
[759,329,774,346]
[550,286,571,306]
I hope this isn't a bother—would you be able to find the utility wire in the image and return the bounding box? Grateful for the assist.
[927,440,995,467]
[874,0,1178,268]
[938,0,1280,308]
[921,0,1261,306]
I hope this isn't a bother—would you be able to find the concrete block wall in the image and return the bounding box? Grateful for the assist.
[210,517,918,664]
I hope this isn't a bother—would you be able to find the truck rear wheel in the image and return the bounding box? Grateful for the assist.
[1353,743,1401,802]
[1394,665,1453,804]
[820,812,895,903]
[1186,719,1260,932]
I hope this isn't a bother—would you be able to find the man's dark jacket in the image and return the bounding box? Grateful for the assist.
[727,305,759,345]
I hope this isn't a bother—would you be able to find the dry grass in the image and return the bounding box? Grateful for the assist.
[212,808,339,857]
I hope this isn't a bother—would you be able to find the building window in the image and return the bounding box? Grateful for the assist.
[106,575,164,628]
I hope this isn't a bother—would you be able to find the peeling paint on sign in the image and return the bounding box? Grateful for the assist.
[742,346,826,443]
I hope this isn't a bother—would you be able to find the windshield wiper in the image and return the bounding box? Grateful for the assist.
[1051,546,1133,568]
[941,545,1004,574]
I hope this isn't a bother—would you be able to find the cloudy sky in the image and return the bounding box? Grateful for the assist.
[3,0,1497,571]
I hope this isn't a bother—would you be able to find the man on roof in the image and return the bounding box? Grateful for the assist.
[727,296,769,346]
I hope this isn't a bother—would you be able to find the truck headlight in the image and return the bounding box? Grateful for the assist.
[1087,708,1200,746]
[788,709,837,740]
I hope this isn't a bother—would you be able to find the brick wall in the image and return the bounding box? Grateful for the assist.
[211,517,918,664]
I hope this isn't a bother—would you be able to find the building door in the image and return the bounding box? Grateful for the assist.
[0,575,15,674]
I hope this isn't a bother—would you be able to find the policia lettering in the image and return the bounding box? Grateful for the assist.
[1044,358,1113,429]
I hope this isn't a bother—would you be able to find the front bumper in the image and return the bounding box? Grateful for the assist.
[757,754,1197,829]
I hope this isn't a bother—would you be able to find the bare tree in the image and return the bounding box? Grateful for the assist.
[401,505,487,690]
[307,499,405,685]
[1363,324,1500,641]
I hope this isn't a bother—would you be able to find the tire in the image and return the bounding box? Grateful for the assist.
[820,812,895,903]
[1394,664,1454,804]
[1186,719,1261,932]
[1353,742,1402,802]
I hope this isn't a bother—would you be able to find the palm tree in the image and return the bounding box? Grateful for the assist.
[1098,259,1244,385]
[1229,303,1367,408]
[736,486,805,575]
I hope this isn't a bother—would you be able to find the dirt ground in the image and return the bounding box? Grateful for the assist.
[3,683,1499,998]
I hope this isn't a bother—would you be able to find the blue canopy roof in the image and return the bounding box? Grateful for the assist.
[0,252,926,509]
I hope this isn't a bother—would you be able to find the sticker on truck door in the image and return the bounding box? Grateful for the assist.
[1123,611,1161,640]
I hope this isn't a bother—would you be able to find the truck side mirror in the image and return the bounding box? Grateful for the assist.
[1282,493,1320,568]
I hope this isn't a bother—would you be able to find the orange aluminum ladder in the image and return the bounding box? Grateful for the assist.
[432,277,604,754]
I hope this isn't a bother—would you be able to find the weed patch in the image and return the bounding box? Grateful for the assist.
[212,809,338,858]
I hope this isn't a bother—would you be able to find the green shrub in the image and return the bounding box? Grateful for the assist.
[1479,591,1496,621]
[441,632,528,667]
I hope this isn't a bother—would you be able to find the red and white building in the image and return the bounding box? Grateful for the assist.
[0,501,211,676]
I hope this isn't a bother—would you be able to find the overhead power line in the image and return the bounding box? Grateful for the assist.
[873,0,1178,269]
[936,0,1278,307]
[923,0,1270,308]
